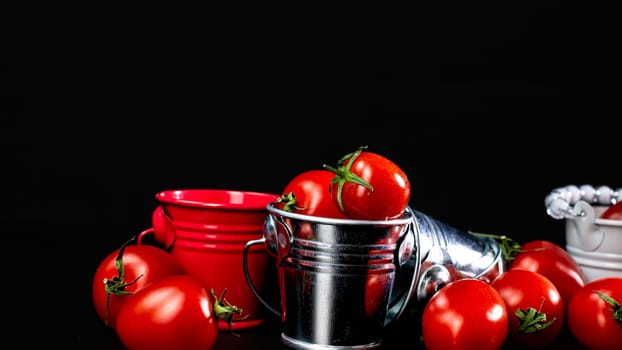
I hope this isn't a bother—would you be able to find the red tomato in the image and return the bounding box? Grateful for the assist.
[422,278,509,350]
[92,237,185,329]
[115,275,220,350]
[491,269,564,348]
[364,272,390,318]
[567,277,622,350]
[601,201,622,220]
[508,240,585,314]
[323,146,411,220]
[276,169,346,218]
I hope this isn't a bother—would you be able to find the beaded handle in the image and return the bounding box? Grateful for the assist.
[545,184,622,220]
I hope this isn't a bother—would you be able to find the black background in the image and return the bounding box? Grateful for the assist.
[4,0,620,348]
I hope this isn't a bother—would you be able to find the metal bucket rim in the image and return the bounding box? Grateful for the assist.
[266,203,414,226]
[593,218,622,227]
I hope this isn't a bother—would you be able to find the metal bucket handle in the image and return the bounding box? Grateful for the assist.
[545,184,621,220]
[243,237,280,316]
[242,210,292,316]
[385,215,420,326]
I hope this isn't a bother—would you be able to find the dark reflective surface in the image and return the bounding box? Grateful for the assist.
[16,237,589,349]
[85,300,588,350]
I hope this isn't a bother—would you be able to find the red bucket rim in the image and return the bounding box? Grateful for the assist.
[156,189,279,210]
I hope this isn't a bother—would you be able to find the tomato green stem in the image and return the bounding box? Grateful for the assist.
[515,297,557,333]
[322,146,373,214]
[102,236,144,325]
[276,192,306,212]
[210,288,249,336]
[468,231,545,264]
[594,291,622,328]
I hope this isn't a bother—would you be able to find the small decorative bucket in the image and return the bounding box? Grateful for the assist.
[545,184,622,282]
[244,204,419,349]
[139,189,280,330]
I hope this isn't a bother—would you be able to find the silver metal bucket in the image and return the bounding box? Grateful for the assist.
[409,210,505,306]
[243,204,504,349]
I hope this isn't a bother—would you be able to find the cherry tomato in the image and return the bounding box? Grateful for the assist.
[92,237,185,329]
[115,275,221,350]
[422,278,508,350]
[508,240,585,315]
[601,201,622,220]
[323,146,410,220]
[491,269,564,348]
[276,169,346,218]
[567,277,622,350]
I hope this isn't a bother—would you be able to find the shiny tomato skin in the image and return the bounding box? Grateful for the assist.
[509,240,585,314]
[115,275,219,350]
[364,272,390,318]
[491,269,564,348]
[92,242,185,329]
[277,169,346,218]
[601,201,622,220]
[422,278,508,350]
[567,277,622,350]
[326,148,410,220]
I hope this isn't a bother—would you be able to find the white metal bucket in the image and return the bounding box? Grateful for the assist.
[545,185,622,282]
[564,201,622,281]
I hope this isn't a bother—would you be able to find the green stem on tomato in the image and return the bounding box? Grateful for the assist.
[276,191,305,212]
[516,297,557,333]
[322,146,373,213]
[211,288,249,336]
[468,231,522,263]
[594,291,622,328]
[102,236,144,325]
[468,231,545,264]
